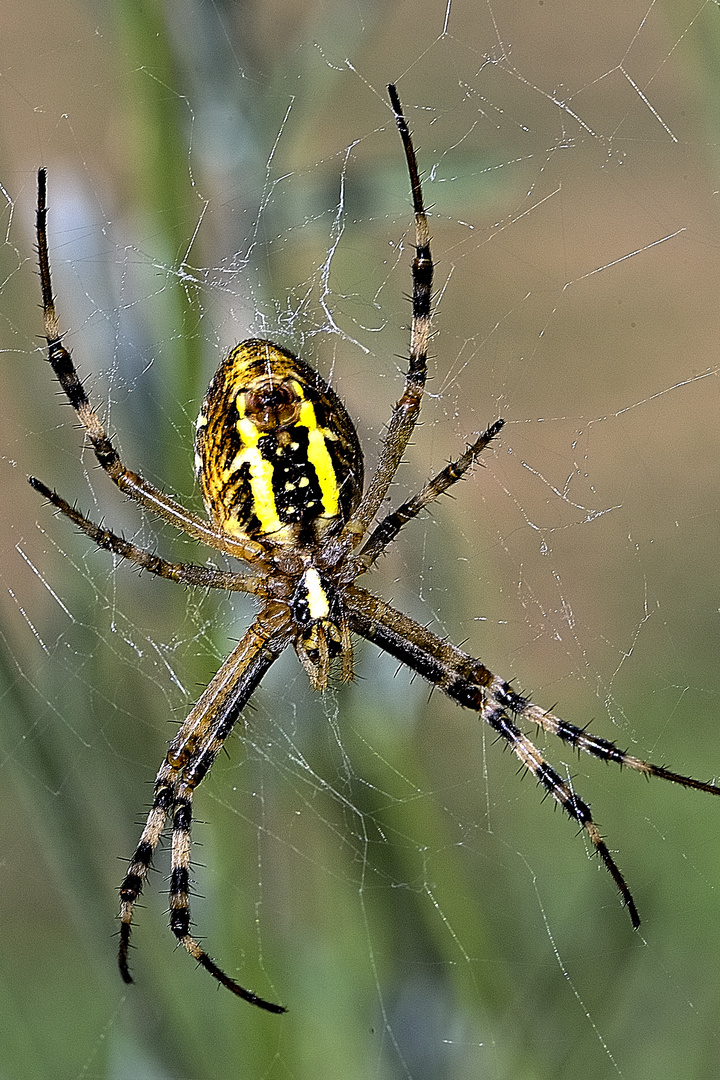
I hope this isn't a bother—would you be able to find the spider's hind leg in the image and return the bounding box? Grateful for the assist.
[358,417,504,568]
[341,85,434,546]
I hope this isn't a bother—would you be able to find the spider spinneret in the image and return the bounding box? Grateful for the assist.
[30,84,720,1013]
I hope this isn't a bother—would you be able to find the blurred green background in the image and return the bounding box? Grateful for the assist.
[2,1,720,1077]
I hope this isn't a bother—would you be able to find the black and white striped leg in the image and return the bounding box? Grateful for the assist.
[28,477,267,595]
[486,677,720,796]
[343,84,434,545]
[481,700,639,927]
[167,786,286,1012]
[118,772,174,982]
[35,169,265,567]
[118,613,292,1010]
[347,586,720,926]
[358,418,505,568]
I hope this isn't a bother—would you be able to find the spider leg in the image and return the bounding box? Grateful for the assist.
[347,585,720,924]
[483,698,639,925]
[166,783,284,1011]
[488,684,720,794]
[35,169,265,567]
[118,765,174,982]
[347,585,720,795]
[343,85,433,545]
[358,418,504,568]
[118,606,293,1011]
[29,476,267,596]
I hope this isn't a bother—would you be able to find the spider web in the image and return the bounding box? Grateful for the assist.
[2,2,720,1077]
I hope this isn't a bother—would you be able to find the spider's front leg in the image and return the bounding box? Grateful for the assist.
[118,764,174,980]
[118,607,293,1011]
[346,585,720,927]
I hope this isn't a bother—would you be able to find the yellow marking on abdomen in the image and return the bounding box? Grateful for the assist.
[299,400,339,517]
[230,416,282,534]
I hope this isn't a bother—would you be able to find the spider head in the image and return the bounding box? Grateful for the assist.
[290,566,351,689]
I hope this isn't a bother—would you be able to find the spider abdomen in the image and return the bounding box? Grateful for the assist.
[196,339,364,546]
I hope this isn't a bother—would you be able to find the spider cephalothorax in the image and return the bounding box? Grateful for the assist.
[31,84,720,1013]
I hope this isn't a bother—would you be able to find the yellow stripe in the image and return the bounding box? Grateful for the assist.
[231,415,282,534]
[226,393,341,537]
[299,400,339,517]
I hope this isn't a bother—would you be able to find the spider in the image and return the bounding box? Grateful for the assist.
[31,85,720,1013]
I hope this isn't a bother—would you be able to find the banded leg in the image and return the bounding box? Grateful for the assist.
[29,477,267,596]
[165,782,285,1011]
[474,675,720,795]
[347,585,720,926]
[118,607,293,1011]
[481,699,639,926]
[358,418,505,568]
[343,84,434,545]
[118,767,174,982]
[35,169,265,567]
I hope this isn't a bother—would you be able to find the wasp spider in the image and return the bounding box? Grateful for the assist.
[31,85,720,1012]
